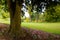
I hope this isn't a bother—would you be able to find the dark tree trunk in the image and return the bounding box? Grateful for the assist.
[7,0,23,40]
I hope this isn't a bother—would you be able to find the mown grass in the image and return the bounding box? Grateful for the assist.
[0,18,60,34]
[21,22,60,34]
[0,18,10,24]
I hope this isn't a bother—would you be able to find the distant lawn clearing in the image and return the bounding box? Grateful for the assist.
[0,18,10,24]
[21,22,60,34]
[0,18,60,34]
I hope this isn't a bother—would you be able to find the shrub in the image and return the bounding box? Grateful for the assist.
[44,5,60,22]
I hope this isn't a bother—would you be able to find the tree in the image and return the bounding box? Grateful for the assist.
[44,0,60,22]
[7,0,24,40]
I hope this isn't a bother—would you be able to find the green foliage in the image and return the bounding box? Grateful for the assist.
[31,12,36,21]
[0,0,9,19]
[0,5,9,19]
[2,11,10,19]
[44,4,60,22]
[0,0,7,11]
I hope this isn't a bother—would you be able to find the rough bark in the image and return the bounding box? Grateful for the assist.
[7,0,23,40]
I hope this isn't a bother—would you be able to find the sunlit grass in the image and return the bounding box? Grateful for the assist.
[0,18,60,34]
[0,18,10,24]
[21,22,60,34]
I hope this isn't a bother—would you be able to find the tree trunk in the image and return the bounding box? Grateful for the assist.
[7,0,23,40]
[36,12,39,22]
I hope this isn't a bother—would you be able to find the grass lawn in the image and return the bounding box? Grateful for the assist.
[0,18,60,34]
[21,22,60,35]
[0,18,10,24]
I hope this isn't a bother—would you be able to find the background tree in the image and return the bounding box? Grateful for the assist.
[44,0,60,22]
